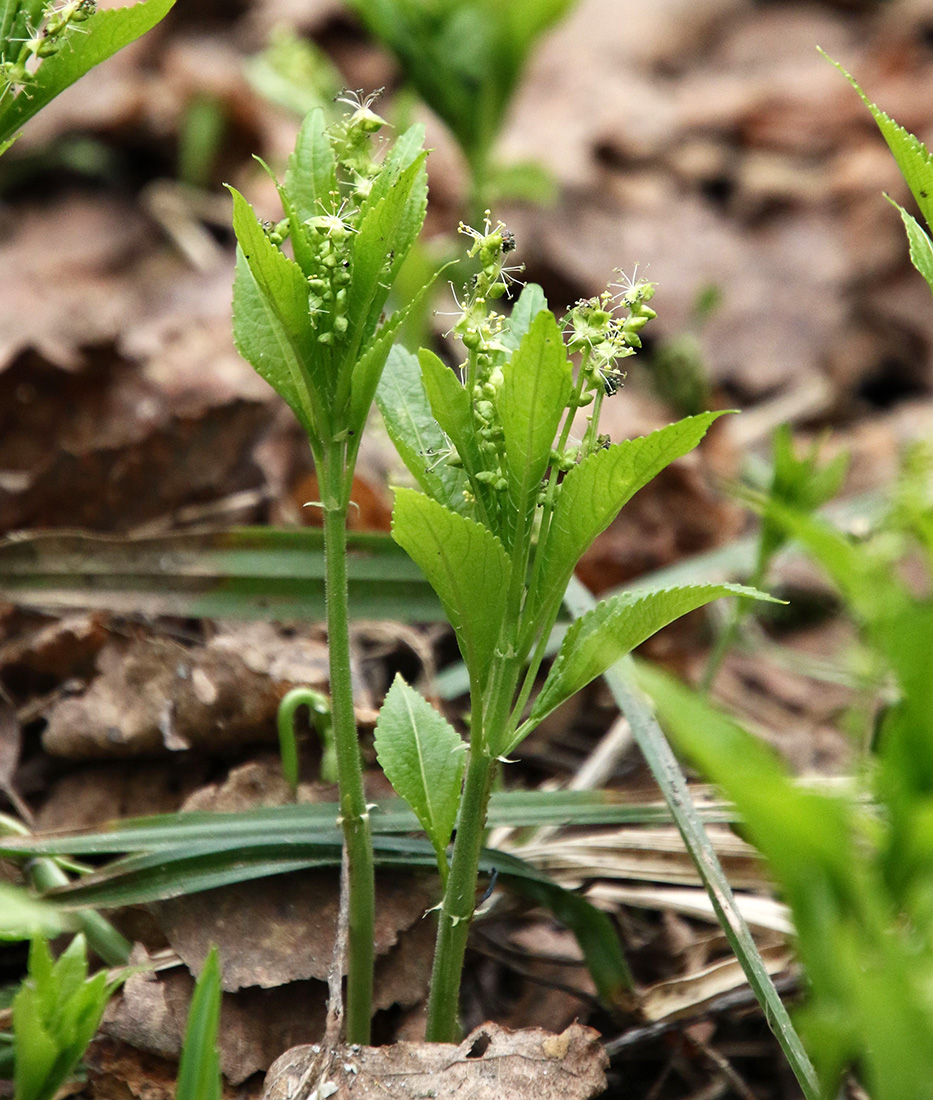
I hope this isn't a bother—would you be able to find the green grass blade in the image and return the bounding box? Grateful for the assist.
[36,835,629,1009]
[0,790,737,860]
[175,946,222,1100]
[562,574,821,1100]
[0,527,442,621]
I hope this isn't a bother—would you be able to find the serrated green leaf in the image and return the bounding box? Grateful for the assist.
[176,946,222,1100]
[231,248,320,444]
[500,283,548,351]
[0,0,175,148]
[283,107,337,226]
[523,583,779,740]
[496,310,571,545]
[346,151,428,356]
[376,346,470,514]
[888,196,933,298]
[374,675,465,870]
[825,51,933,232]
[532,413,726,632]
[418,348,489,509]
[229,186,333,440]
[392,488,509,690]
[347,259,443,440]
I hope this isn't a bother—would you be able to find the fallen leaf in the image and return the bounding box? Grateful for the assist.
[41,623,330,759]
[262,1021,608,1100]
[104,965,330,1086]
[153,871,437,991]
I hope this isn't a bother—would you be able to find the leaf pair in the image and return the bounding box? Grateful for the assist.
[825,51,933,300]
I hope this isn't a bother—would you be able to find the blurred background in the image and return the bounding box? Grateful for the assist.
[2,0,932,541]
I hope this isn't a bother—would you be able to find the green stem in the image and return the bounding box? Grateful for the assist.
[321,448,374,1044]
[425,744,497,1041]
[29,859,132,967]
[700,554,767,694]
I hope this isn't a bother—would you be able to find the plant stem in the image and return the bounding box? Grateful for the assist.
[425,744,497,1042]
[321,450,374,1045]
[700,556,766,694]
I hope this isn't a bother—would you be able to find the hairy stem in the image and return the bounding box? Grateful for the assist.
[322,449,374,1044]
[425,744,497,1041]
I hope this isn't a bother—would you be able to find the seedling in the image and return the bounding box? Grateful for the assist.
[12,934,120,1100]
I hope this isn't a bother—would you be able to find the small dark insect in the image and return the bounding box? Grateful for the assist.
[922,190,929,198]
[501,229,517,254]
[603,372,621,396]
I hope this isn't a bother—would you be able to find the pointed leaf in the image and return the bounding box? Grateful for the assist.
[0,0,175,148]
[231,248,320,443]
[229,185,336,438]
[392,488,509,688]
[376,346,470,514]
[347,152,428,353]
[374,675,465,864]
[419,349,489,504]
[525,583,779,736]
[347,259,443,439]
[888,196,933,298]
[532,413,726,627]
[825,51,933,232]
[500,283,548,351]
[176,946,222,1100]
[283,107,337,225]
[497,310,572,542]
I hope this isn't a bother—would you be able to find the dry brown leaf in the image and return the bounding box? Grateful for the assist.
[41,624,330,759]
[639,946,795,1024]
[153,871,437,991]
[262,1022,608,1100]
[0,613,110,706]
[86,1035,188,1100]
[104,966,330,1086]
[36,759,209,831]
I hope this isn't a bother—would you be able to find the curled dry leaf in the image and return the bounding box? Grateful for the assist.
[262,1022,608,1100]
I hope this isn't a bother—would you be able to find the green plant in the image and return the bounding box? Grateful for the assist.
[701,422,848,691]
[175,946,222,1100]
[638,61,933,1097]
[0,0,174,157]
[373,219,778,1040]
[343,0,571,216]
[228,97,433,1043]
[641,461,933,1098]
[11,934,120,1100]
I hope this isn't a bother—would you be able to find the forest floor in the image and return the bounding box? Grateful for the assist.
[2,1,932,1097]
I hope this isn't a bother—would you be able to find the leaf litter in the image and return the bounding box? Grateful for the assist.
[3,0,933,1097]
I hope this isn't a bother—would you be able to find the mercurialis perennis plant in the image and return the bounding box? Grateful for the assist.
[230,91,776,1047]
[228,93,433,1043]
[374,215,778,1040]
